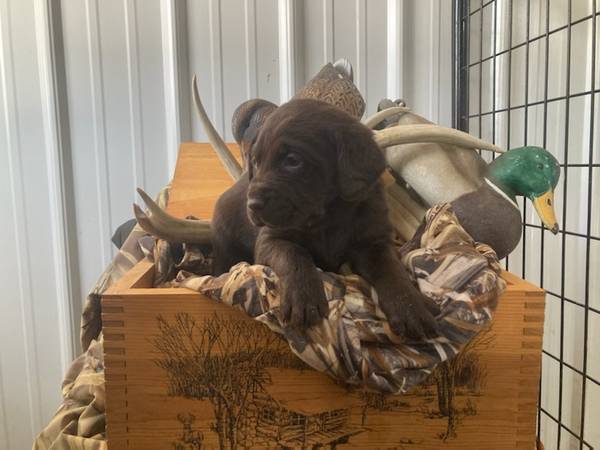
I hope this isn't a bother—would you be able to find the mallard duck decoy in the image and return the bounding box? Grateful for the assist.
[451,146,560,258]
[377,102,560,259]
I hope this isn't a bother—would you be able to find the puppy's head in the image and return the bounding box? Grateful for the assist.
[246,98,385,229]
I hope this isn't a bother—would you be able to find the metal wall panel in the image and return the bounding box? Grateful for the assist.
[0,0,453,446]
[60,0,170,302]
[0,0,73,448]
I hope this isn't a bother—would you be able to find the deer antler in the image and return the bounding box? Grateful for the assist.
[192,75,242,181]
[363,106,411,129]
[134,188,212,244]
[373,124,505,153]
[134,75,244,243]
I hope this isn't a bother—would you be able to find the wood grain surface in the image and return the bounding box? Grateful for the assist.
[103,144,546,449]
[166,143,241,220]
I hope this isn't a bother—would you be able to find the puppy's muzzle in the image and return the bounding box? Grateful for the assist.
[247,197,265,213]
[246,197,264,224]
[247,185,273,226]
[248,183,294,228]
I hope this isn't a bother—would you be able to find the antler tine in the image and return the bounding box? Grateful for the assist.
[363,106,411,129]
[373,124,505,153]
[192,74,242,181]
[134,188,212,244]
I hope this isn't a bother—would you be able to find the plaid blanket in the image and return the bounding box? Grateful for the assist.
[33,190,504,449]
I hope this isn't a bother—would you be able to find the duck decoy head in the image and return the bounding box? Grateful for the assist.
[488,146,561,234]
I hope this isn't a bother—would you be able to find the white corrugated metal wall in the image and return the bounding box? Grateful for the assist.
[0,1,452,448]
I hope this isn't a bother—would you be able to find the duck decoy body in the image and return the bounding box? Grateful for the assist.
[382,102,560,259]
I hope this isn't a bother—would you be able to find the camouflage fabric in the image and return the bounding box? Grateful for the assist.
[170,203,505,394]
[32,188,170,450]
[80,186,170,350]
[33,196,504,448]
[32,339,106,450]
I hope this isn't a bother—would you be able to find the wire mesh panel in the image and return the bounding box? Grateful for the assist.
[453,0,599,448]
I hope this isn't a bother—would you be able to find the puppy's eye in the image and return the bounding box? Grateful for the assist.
[282,153,303,171]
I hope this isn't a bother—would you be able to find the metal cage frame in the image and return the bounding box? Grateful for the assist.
[453,0,599,448]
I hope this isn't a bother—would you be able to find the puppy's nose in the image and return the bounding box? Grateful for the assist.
[247,198,265,212]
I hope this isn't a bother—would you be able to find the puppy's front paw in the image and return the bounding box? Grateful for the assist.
[382,294,438,340]
[281,277,328,329]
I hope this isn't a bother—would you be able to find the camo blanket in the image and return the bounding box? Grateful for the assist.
[168,203,504,393]
[33,193,505,449]
[32,189,170,450]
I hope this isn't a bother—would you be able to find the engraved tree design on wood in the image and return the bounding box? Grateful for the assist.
[357,327,494,443]
[432,327,494,441]
[153,313,291,450]
[172,413,204,450]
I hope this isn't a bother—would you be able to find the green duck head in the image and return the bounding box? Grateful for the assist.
[487,146,561,234]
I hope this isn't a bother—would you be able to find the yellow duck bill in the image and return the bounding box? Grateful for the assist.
[532,190,559,234]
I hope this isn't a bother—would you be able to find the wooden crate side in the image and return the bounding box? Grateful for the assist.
[501,270,543,294]
[500,288,545,448]
[500,265,546,447]
[104,259,155,296]
[104,291,255,449]
[102,260,546,449]
[103,293,127,450]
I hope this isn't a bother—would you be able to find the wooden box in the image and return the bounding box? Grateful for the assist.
[103,144,545,449]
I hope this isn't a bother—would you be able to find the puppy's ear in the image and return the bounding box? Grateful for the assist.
[336,127,386,201]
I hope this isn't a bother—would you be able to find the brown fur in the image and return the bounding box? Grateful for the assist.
[212,98,437,338]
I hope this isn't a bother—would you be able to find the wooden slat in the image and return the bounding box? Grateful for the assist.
[104,259,155,296]
[166,142,241,220]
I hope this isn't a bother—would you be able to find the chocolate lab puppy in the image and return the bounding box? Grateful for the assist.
[211,98,437,339]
